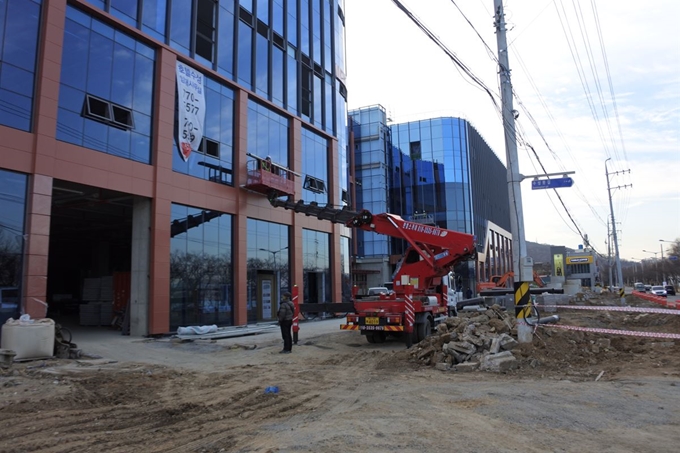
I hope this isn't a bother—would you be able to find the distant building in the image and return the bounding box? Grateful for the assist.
[348,105,511,291]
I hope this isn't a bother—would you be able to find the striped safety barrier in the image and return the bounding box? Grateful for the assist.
[539,323,680,340]
[540,305,680,315]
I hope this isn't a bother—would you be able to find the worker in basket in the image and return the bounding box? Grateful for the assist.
[261,155,273,173]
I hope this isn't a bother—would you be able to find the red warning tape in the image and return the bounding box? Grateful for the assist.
[538,323,680,340]
[541,305,680,315]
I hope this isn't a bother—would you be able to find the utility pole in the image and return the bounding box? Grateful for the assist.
[606,218,613,287]
[494,1,532,342]
[605,158,630,301]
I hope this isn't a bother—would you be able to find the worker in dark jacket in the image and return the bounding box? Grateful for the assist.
[277,291,294,353]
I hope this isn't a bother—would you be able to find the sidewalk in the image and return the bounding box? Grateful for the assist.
[64,317,346,368]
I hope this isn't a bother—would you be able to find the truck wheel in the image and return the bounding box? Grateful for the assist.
[416,316,431,343]
[365,332,376,343]
[373,332,386,343]
[405,331,413,349]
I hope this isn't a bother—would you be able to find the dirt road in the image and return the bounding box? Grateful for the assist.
[1,294,679,452]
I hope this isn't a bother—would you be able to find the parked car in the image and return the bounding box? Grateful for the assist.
[665,285,676,296]
[650,286,667,297]
[634,282,645,292]
[644,285,652,292]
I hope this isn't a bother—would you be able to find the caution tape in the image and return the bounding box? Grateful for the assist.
[538,323,680,340]
[537,305,680,315]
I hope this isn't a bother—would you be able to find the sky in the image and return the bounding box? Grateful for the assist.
[343,0,680,263]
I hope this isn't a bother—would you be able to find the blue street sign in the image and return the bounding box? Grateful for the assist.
[531,177,574,190]
[669,255,678,261]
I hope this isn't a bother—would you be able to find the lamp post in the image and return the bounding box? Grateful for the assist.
[260,246,288,270]
[660,239,674,284]
[642,250,659,283]
[260,246,289,306]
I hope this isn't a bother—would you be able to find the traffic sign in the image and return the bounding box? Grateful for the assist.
[531,177,574,190]
[669,255,678,261]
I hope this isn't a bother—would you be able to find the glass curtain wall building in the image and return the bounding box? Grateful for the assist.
[349,105,511,292]
[0,0,350,335]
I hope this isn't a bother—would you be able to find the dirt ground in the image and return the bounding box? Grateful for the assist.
[1,293,679,453]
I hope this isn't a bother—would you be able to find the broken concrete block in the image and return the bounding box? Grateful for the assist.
[499,333,519,351]
[469,314,490,324]
[450,341,477,355]
[436,323,449,334]
[488,318,509,334]
[417,346,436,360]
[453,361,479,372]
[490,337,501,354]
[480,351,518,372]
[435,362,450,371]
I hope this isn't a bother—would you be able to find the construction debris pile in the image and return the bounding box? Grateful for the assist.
[410,305,522,372]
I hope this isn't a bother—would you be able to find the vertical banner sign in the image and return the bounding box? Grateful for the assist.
[176,62,205,162]
[261,280,272,319]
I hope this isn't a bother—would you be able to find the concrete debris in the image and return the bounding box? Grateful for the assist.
[410,305,523,373]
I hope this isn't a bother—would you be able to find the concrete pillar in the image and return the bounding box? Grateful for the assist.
[130,196,151,336]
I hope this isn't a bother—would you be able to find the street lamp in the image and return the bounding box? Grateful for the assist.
[260,246,289,303]
[659,239,674,284]
[259,246,288,269]
[642,250,659,283]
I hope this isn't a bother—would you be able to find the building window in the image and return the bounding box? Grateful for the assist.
[173,76,235,185]
[83,94,134,130]
[170,203,233,330]
[303,175,326,194]
[0,0,41,132]
[57,6,155,163]
[246,99,289,166]
[301,127,328,205]
[410,141,422,160]
[195,0,217,62]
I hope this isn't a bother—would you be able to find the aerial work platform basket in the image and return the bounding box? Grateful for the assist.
[243,153,299,198]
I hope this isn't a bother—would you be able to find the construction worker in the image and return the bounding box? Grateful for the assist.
[277,291,294,353]
[261,155,273,172]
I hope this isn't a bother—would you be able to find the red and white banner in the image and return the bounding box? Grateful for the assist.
[176,61,205,162]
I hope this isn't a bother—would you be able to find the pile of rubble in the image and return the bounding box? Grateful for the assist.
[410,305,522,372]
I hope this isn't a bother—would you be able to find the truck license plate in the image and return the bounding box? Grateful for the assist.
[365,317,379,325]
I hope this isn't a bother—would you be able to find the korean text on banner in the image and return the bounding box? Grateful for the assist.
[176,62,206,162]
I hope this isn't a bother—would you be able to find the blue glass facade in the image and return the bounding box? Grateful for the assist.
[173,77,235,183]
[0,169,27,326]
[0,0,348,334]
[170,203,233,329]
[0,0,41,132]
[348,106,390,257]
[57,6,156,163]
[350,105,510,277]
[83,0,341,134]
[246,218,289,322]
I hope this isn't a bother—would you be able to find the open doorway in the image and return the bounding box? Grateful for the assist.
[47,180,137,332]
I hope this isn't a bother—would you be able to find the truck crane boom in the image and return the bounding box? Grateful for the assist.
[270,198,476,347]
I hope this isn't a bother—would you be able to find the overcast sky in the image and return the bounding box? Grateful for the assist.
[344,0,680,263]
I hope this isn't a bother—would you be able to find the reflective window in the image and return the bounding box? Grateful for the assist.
[302,229,330,304]
[237,19,253,88]
[247,218,289,323]
[340,236,350,302]
[301,127,328,205]
[254,28,268,97]
[173,75,235,184]
[110,0,139,27]
[217,2,234,78]
[247,99,289,166]
[170,0,191,54]
[0,169,27,325]
[0,0,41,131]
[170,203,233,330]
[57,6,155,163]
[142,0,167,41]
